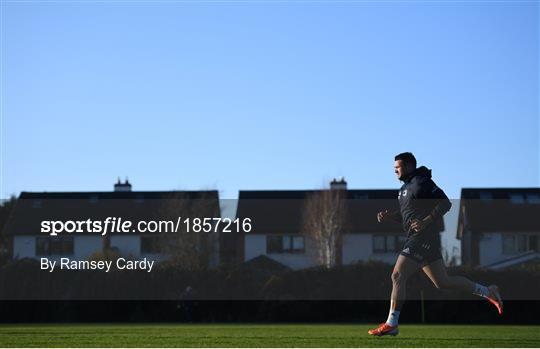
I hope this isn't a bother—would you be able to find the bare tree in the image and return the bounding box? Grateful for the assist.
[157,192,217,271]
[302,187,346,268]
[443,246,460,267]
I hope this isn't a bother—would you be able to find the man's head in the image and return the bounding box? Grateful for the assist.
[394,152,416,181]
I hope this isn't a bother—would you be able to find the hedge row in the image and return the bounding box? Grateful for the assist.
[1,258,539,301]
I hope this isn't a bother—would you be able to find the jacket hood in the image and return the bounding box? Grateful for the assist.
[405,166,432,183]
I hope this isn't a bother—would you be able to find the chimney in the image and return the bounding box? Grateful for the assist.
[114,177,132,192]
[330,177,347,191]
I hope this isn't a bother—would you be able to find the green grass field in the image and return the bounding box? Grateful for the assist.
[0,324,538,347]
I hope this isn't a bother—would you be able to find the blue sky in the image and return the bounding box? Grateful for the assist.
[1,2,539,254]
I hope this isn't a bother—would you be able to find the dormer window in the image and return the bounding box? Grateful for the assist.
[526,193,540,204]
[509,193,525,204]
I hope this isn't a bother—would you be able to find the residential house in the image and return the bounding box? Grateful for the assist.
[457,188,540,269]
[234,179,426,269]
[2,180,221,267]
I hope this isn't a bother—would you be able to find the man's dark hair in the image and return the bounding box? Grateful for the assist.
[395,152,417,168]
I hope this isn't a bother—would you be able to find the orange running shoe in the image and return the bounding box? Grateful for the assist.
[368,323,399,336]
[487,285,503,316]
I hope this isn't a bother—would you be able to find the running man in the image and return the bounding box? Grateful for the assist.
[368,152,503,337]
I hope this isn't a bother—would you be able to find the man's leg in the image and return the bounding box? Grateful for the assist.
[422,259,475,292]
[388,254,422,323]
[368,254,420,336]
[422,259,503,315]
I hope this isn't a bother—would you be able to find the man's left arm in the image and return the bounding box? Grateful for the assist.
[423,180,452,221]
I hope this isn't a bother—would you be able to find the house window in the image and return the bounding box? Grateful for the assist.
[502,235,515,254]
[502,234,540,254]
[36,236,73,256]
[292,236,304,251]
[266,235,304,254]
[373,235,406,253]
[267,235,283,253]
[282,236,291,251]
[50,237,74,255]
[517,235,527,251]
[89,195,99,203]
[526,193,540,204]
[525,235,539,252]
[32,200,42,208]
[141,236,161,254]
[36,237,50,256]
[509,193,525,204]
[386,236,396,251]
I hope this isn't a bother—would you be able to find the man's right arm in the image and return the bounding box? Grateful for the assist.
[378,209,402,224]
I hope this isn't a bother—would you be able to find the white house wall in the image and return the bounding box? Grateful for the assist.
[110,235,140,257]
[13,236,35,259]
[244,234,265,261]
[342,233,398,265]
[13,235,102,261]
[74,236,102,259]
[478,232,502,266]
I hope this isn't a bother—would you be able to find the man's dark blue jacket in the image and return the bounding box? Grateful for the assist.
[396,166,452,239]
